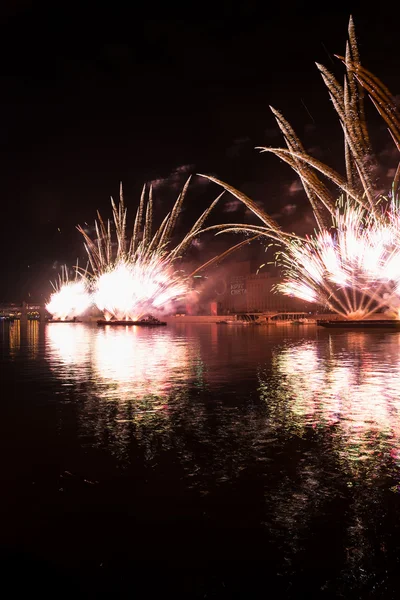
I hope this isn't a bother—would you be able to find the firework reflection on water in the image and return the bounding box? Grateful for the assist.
[259,332,400,477]
[45,322,201,463]
[93,326,192,398]
[45,323,196,400]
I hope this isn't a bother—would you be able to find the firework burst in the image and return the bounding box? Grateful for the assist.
[197,17,400,318]
[258,16,400,217]
[46,265,92,321]
[77,178,221,320]
[276,197,400,318]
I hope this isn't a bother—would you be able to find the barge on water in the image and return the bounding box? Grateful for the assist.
[47,319,82,324]
[97,319,167,327]
[317,319,400,329]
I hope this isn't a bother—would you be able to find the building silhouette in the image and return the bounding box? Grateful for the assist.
[192,260,316,315]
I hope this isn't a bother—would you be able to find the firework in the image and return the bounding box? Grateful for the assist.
[77,179,221,320]
[197,17,400,318]
[265,21,400,317]
[259,16,400,216]
[92,257,189,321]
[46,266,91,321]
[275,197,400,318]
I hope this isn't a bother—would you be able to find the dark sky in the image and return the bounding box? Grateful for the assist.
[1,2,399,301]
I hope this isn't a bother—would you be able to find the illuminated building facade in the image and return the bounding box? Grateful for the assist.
[206,261,315,315]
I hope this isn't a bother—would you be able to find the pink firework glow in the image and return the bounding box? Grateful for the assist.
[46,267,91,321]
[77,179,221,321]
[197,18,400,319]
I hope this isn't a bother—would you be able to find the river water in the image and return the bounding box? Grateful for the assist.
[2,320,400,598]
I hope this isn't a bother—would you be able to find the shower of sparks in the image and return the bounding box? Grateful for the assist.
[46,266,92,321]
[93,257,189,321]
[276,198,400,318]
[257,16,400,218]
[77,178,221,320]
[197,16,400,318]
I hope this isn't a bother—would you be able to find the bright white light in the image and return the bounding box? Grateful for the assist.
[93,257,189,321]
[46,280,92,321]
[277,201,400,319]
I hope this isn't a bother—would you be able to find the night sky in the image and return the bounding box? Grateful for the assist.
[1,2,399,301]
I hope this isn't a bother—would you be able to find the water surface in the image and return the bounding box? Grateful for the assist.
[2,320,400,598]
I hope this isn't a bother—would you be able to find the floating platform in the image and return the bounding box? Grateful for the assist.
[317,319,400,329]
[47,319,82,324]
[97,319,167,327]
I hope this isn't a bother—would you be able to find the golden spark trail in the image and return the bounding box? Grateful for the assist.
[198,17,400,319]
[76,179,222,321]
